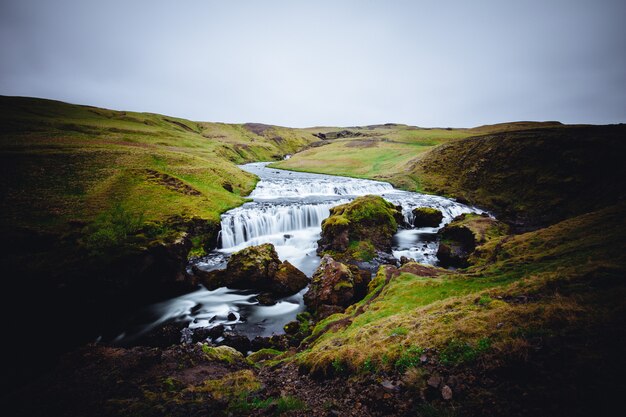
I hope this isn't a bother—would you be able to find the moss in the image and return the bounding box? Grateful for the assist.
[191,370,261,400]
[295,204,626,375]
[439,338,491,365]
[395,346,425,372]
[319,195,401,260]
[247,348,283,363]
[201,344,244,364]
[333,281,354,291]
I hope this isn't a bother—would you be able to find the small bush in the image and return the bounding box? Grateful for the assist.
[395,346,424,372]
[439,338,491,365]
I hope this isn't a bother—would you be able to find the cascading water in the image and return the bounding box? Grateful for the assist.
[108,162,485,344]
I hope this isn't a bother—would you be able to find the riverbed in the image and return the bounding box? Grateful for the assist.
[109,163,483,344]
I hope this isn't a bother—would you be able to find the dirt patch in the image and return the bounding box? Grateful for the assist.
[164,118,196,132]
[345,139,379,148]
[145,169,201,196]
[243,123,273,136]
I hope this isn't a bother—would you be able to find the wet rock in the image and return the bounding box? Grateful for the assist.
[250,336,273,351]
[192,324,224,343]
[180,327,194,344]
[316,304,346,320]
[283,320,300,335]
[437,213,509,268]
[400,256,412,265]
[220,332,251,353]
[194,243,309,297]
[304,255,371,315]
[317,195,401,256]
[227,312,237,321]
[135,321,187,347]
[256,292,278,306]
[412,207,444,227]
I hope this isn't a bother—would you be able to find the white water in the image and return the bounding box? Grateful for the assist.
[207,162,484,275]
[110,162,484,343]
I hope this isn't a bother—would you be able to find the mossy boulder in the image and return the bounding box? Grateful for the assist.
[194,243,308,296]
[304,254,370,317]
[412,207,444,227]
[318,195,402,258]
[437,213,509,268]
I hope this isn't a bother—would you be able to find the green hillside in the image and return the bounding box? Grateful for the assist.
[0,96,318,291]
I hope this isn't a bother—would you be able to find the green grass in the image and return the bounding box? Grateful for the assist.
[271,122,566,191]
[0,95,319,280]
[296,203,626,375]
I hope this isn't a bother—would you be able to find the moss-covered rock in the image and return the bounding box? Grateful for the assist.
[318,195,402,262]
[437,213,509,268]
[412,207,444,227]
[194,243,309,296]
[304,254,370,317]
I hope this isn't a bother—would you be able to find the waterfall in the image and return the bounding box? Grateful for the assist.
[220,201,349,249]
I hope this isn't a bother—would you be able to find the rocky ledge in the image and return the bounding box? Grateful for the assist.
[192,243,309,299]
[317,195,403,270]
[436,213,509,268]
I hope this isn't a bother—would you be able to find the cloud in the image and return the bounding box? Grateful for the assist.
[1,0,625,127]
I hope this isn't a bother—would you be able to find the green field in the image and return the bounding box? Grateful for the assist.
[272,122,564,190]
[0,96,319,259]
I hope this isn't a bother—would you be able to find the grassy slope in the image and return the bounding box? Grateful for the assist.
[272,122,564,190]
[0,96,320,275]
[412,125,626,229]
[273,121,626,414]
[296,202,626,415]
[0,96,318,384]
[0,96,316,232]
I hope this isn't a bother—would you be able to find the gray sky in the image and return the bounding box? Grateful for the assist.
[1,0,625,127]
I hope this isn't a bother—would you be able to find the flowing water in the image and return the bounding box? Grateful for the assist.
[109,163,484,344]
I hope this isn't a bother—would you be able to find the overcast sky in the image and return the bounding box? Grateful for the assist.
[1,0,625,127]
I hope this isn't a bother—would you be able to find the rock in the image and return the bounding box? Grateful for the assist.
[256,293,278,305]
[192,324,225,342]
[317,195,401,257]
[250,336,273,351]
[427,375,442,388]
[400,256,412,265]
[180,327,194,344]
[220,332,251,353]
[283,320,300,335]
[134,321,187,347]
[272,260,310,295]
[412,207,444,227]
[442,385,453,400]
[437,213,509,268]
[316,304,346,320]
[304,255,370,314]
[195,243,309,297]
[381,380,400,393]
[227,312,237,321]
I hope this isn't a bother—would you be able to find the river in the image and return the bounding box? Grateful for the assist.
[109,163,483,344]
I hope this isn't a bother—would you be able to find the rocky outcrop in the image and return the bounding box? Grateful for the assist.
[318,195,403,266]
[304,254,371,318]
[193,243,308,297]
[412,207,444,227]
[437,213,509,268]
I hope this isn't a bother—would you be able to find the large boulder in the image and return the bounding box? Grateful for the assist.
[412,207,444,227]
[193,243,308,297]
[437,213,509,268]
[304,254,370,318]
[318,195,403,262]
